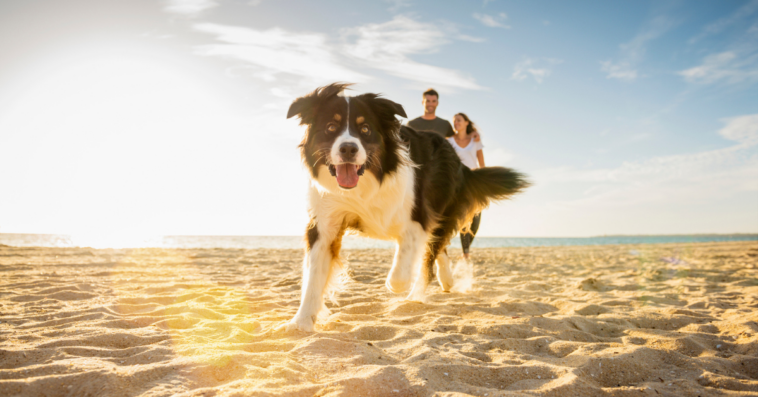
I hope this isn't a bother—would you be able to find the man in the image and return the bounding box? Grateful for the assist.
[407,88,455,138]
[407,89,453,277]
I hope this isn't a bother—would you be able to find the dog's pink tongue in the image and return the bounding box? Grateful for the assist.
[335,164,359,188]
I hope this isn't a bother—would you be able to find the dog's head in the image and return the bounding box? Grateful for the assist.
[287,83,408,190]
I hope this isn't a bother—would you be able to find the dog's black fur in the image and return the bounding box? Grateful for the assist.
[400,125,528,282]
[284,83,528,330]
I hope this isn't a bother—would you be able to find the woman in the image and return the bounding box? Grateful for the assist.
[449,113,484,260]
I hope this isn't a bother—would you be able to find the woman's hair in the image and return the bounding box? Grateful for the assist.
[455,113,478,135]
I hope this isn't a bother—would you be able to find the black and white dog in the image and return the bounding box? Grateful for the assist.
[284,83,528,332]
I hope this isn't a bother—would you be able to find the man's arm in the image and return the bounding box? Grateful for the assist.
[445,120,455,138]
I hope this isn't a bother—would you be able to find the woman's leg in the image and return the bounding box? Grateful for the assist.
[460,213,481,259]
[470,213,481,237]
[460,231,473,256]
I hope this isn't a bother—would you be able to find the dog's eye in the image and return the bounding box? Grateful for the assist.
[326,123,337,133]
[361,125,370,135]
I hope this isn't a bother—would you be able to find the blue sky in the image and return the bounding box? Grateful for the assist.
[0,0,756,239]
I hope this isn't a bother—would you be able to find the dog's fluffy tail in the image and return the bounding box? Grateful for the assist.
[461,166,530,216]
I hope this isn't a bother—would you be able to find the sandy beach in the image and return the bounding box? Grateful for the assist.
[1,241,756,396]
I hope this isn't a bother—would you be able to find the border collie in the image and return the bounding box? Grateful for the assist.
[284,83,528,332]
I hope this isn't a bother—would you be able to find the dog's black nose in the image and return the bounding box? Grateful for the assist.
[339,142,359,160]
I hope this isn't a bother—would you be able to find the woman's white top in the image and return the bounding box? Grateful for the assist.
[447,136,484,169]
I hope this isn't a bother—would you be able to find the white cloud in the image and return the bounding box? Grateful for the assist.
[458,34,487,43]
[384,0,411,12]
[620,17,672,60]
[342,16,483,90]
[537,114,758,208]
[600,60,638,81]
[193,23,369,86]
[191,16,483,91]
[718,114,758,145]
[512,58,561,83]
[690,0,758,42]
[602,16,674,81]
[679,0,758,87]
[678,51,758,85]
[486,147,515,166]
[163,0,217,17]
[473,12,510,29]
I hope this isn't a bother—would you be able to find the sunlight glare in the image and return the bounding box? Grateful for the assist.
[68,230,160,249]
[0,46,308,239]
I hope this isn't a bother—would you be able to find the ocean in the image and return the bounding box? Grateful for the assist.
[1,233,756,250]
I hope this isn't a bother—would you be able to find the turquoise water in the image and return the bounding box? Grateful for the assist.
[1,233,755,249]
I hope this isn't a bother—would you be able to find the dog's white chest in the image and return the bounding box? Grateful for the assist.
[310,164,415,241]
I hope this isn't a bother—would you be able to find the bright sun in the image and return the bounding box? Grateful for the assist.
[0,49,216,241]
[0,45,306,244]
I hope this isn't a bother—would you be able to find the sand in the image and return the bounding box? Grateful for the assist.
[0,241,757,396]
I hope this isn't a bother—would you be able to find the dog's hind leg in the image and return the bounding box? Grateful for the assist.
[408,223,455,300]
[286,219,345,332]
[435,249,454,292]
[386,221,427,294]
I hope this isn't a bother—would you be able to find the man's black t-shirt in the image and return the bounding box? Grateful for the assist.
[407,116,455,138]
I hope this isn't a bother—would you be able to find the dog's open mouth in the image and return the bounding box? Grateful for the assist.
[329,164,366,189]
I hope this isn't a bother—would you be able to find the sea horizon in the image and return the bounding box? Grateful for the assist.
[1,232,756,250]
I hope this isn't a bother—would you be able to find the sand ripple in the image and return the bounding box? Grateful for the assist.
[1,242,757,396]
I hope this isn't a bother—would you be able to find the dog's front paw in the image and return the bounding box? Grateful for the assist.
[281,315,316,333]
[386,278,411,294]
[405,279,428,302]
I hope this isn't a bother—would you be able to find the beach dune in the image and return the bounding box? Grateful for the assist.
[1,242,757,396]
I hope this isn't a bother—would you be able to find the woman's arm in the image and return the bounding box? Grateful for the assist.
[476,150,485,168]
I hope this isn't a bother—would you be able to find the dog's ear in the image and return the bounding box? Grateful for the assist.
[354,94,406,137]
[287,96,316,123]
[374,98,407,119]
[287,83,353,125]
